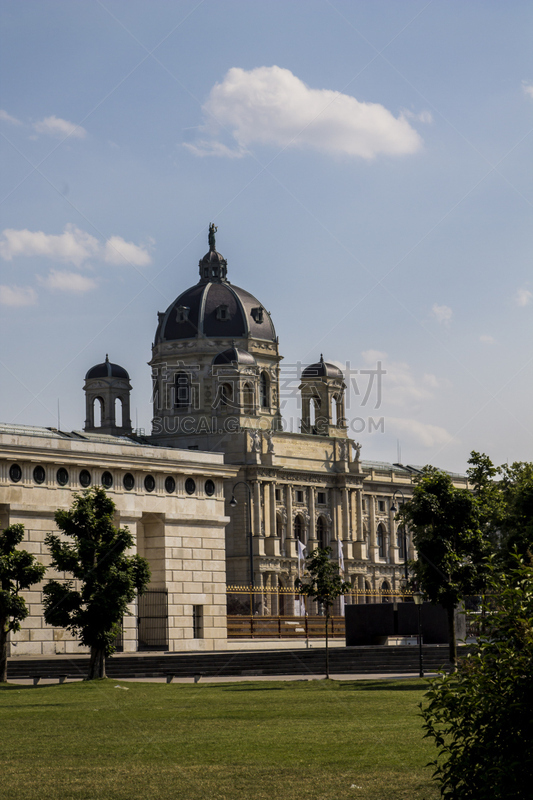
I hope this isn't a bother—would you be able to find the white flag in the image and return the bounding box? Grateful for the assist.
[338,539,345,573]
[297,538,306,576]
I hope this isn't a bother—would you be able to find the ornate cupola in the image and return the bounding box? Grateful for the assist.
[300,354,347,437]
[198,223,228,283]
[84,355,132,436]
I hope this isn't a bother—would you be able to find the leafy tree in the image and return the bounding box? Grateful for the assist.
[1,524,46,683]
[467,452,533,568]
[295,547,351,679]
[43,488,150,680]
[421,557,533,799]
[400,467,491,668]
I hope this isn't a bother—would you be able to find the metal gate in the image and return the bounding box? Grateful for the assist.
[137,589,168,650]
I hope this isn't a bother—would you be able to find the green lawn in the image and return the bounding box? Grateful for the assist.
[0,678,439,800]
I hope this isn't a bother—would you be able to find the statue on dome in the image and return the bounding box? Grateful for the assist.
[208,223,217,251]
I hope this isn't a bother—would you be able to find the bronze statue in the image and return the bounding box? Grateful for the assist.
[208,223,217,251]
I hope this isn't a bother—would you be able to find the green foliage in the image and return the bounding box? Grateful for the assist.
[43,488,150,674]
[0,524,46,681]
[467,452,533,568]
[401,467,491,610]
[421,558,533,799]
[295,547,351,611]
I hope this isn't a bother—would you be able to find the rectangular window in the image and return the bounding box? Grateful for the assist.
[296,490,304,503]
[378,500,386,512]
[192,605,203,639]
[317,491,326,505]
[275,488,281,502]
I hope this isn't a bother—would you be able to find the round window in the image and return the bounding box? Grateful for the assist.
[79,469,91,488]
[205,479,215,496]
[185,477,196,495]
[57,467,69,486]
[101,471,113,489]
[33,465,46,484]
[123,472,135,491]
[144,474,155,493]
[165,476,176,494]
[9,464,22,483]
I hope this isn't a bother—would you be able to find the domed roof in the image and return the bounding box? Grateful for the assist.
[212,346,257,367]
[302,355,344,380]
[85,355,130,381]
[154,226,276,346]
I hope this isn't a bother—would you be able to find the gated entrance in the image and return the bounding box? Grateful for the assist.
[138,589,168,650]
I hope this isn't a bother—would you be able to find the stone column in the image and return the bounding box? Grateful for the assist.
[341,488,350,541]
[356,489,364,541]
[270,480,277,537]
[253,480,261,536]
[369,496,377,563]
[308,486,316,545]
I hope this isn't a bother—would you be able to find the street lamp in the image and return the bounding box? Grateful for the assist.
[390,490,408,584]
[413,590,425,678]
[229,481,254,595]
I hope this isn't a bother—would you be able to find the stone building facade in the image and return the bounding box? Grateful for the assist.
[0,226,468,655]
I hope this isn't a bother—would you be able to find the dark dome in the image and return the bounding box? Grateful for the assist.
[212,347,257,366]
[85,355,129,381]
[302,355,343,380]
[155,282,276,344]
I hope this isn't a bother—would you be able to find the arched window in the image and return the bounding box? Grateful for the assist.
[175,372,190,409]
[397,526,406,559]
[220,382,233,408]
[381,580,391,603]
[260,371,269,409]
[377,523,386,558]
[93,397,104,427]
[365,580,372,604]
[115,397,123,427]
[243,382,254,414]
[294,514,304,542]
[316,516,328,549]
[276,513,283,538]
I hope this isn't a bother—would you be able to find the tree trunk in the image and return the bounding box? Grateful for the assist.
[87,646,106,680]
[0,623,8,683]
[325,609,330,679]
[447,604,457,671]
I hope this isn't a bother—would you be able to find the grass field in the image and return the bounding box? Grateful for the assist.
[0,678,440,800]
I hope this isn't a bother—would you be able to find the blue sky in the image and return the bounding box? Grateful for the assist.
[0,1,531,472]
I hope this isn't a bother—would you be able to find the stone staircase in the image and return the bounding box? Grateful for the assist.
[6,644,458,681]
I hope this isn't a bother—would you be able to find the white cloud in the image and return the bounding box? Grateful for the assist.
[38,270,97,293]
[0,109,22,125]
[479,334,495,344]
[515,288,532,307]
[33,115,86,139]
[358,350,445,408]
[522,82,533,100]
[190,66,423,160]
[0,224,152,269]
[387,417,454,448]
[0,224,99,267]
[431,303,453,325]
[402,109,433,124]
[104,236,152,267]
[0,284,38,306]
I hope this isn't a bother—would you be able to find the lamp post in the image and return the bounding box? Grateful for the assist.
[390,490,408,585]
[229,481,254,601]
[413,590,425,678]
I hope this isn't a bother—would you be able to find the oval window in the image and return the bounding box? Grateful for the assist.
[9,463,22,483]
[123,472,135,491]
[144,474,155,493]
[185,477,196,495]
[33,465,46,485]
[205,479,215,496]
[101,471,113,489]
[165,476,176,494]
[57,468,69,486]
[79,469,91,488]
